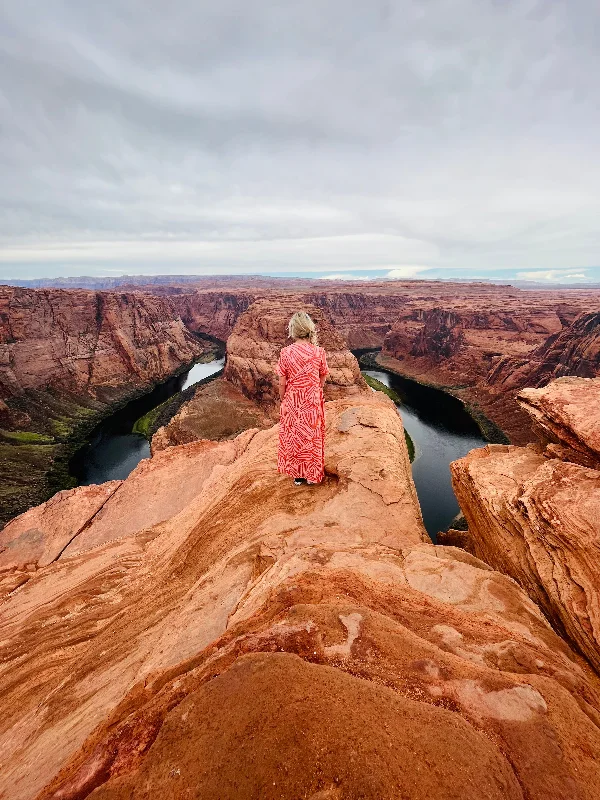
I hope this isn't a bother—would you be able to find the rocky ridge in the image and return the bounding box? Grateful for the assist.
[1,393,600,797]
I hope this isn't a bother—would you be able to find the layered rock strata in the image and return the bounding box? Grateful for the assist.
[486,311,600,392]
[223,298,369,408]
[0,286,206,402]
[451,377,600,673]
[380,308,600,443]
[0,286,209,527]
[517,376,600,468]
[1,395,600,798]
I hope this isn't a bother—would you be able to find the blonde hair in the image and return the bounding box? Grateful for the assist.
[288,311,318,345]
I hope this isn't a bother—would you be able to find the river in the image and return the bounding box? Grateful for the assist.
[71,356,485,543]
[70,358,225,486]
[361,368,486,540]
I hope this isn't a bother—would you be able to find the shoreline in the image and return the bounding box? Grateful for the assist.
[359,351,510,445]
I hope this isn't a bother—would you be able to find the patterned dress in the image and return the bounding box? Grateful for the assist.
[277,341,328,483]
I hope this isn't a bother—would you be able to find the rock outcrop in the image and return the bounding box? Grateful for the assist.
[451,377,600,674]
[151,378,271,452]
[1,394,600,799]
[517,376,600,468]
[223,298,369,408]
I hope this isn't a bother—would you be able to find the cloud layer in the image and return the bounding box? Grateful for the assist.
[1,0,599,280]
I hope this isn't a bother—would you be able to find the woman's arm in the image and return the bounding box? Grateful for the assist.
[279,374,287,401]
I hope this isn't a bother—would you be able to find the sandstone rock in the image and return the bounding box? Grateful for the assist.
[1,395,600,799]
[223,298,369,407]
[169,289,256,341]
[451,442,600,674]
[0,286,207,402]
[517,376,600,468]
[151,378,271,452]
[0,286,212,527]
[487,311,600,392]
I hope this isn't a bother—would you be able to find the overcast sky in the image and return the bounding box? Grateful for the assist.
[0,0,599,282]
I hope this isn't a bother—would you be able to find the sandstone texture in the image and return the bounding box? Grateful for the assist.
[451,377,600,674]
[151,378,271,452]
[223,298,369,407]
[517,376,600,468]
[1,394,600,799]
[0,286,206,403]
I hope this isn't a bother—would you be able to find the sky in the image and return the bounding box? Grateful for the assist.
[0,0,599,284]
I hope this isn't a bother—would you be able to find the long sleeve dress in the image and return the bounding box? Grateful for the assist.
[276,341,328,483]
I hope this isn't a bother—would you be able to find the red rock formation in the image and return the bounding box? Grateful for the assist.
[168,289,256,341]
[486,311,600,392]
[381,306,563,388]
[517,377,600,468]
[0,286,206,403]
[151,378,271,452]
[223,298,370,408]
[1,395,600,798]
[451,377,600,673]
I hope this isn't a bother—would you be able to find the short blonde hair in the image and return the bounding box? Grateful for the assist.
[288,311,318,345]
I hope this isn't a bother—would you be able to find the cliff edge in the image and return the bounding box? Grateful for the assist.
[1,393,599,799]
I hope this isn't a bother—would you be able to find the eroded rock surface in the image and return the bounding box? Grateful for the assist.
[151,378,271,452]
[223,298,369,407]
[1,395,599,799]
[451,377,600,674]
[517,376,600,468]
[0,287,206,402]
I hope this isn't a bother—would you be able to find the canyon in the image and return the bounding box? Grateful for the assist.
[0,286,212,526]
[2,277,600,796]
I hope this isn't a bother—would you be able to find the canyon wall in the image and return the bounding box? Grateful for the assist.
[380,305,600,443]
[0,286,210,527]
[451,376,600,673]
[1,393,600,799]
[0,286,206,403]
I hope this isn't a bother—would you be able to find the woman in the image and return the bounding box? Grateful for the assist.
[277,312,329,485]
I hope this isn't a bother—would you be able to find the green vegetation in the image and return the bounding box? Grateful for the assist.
[0,429,55,444]
[404,429,415,462]
[132,401,168,438]
[363,374,403,404]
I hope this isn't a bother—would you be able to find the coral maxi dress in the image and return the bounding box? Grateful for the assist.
[277,340,328,483]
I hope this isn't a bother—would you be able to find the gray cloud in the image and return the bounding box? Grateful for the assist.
[0,0,599,279]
